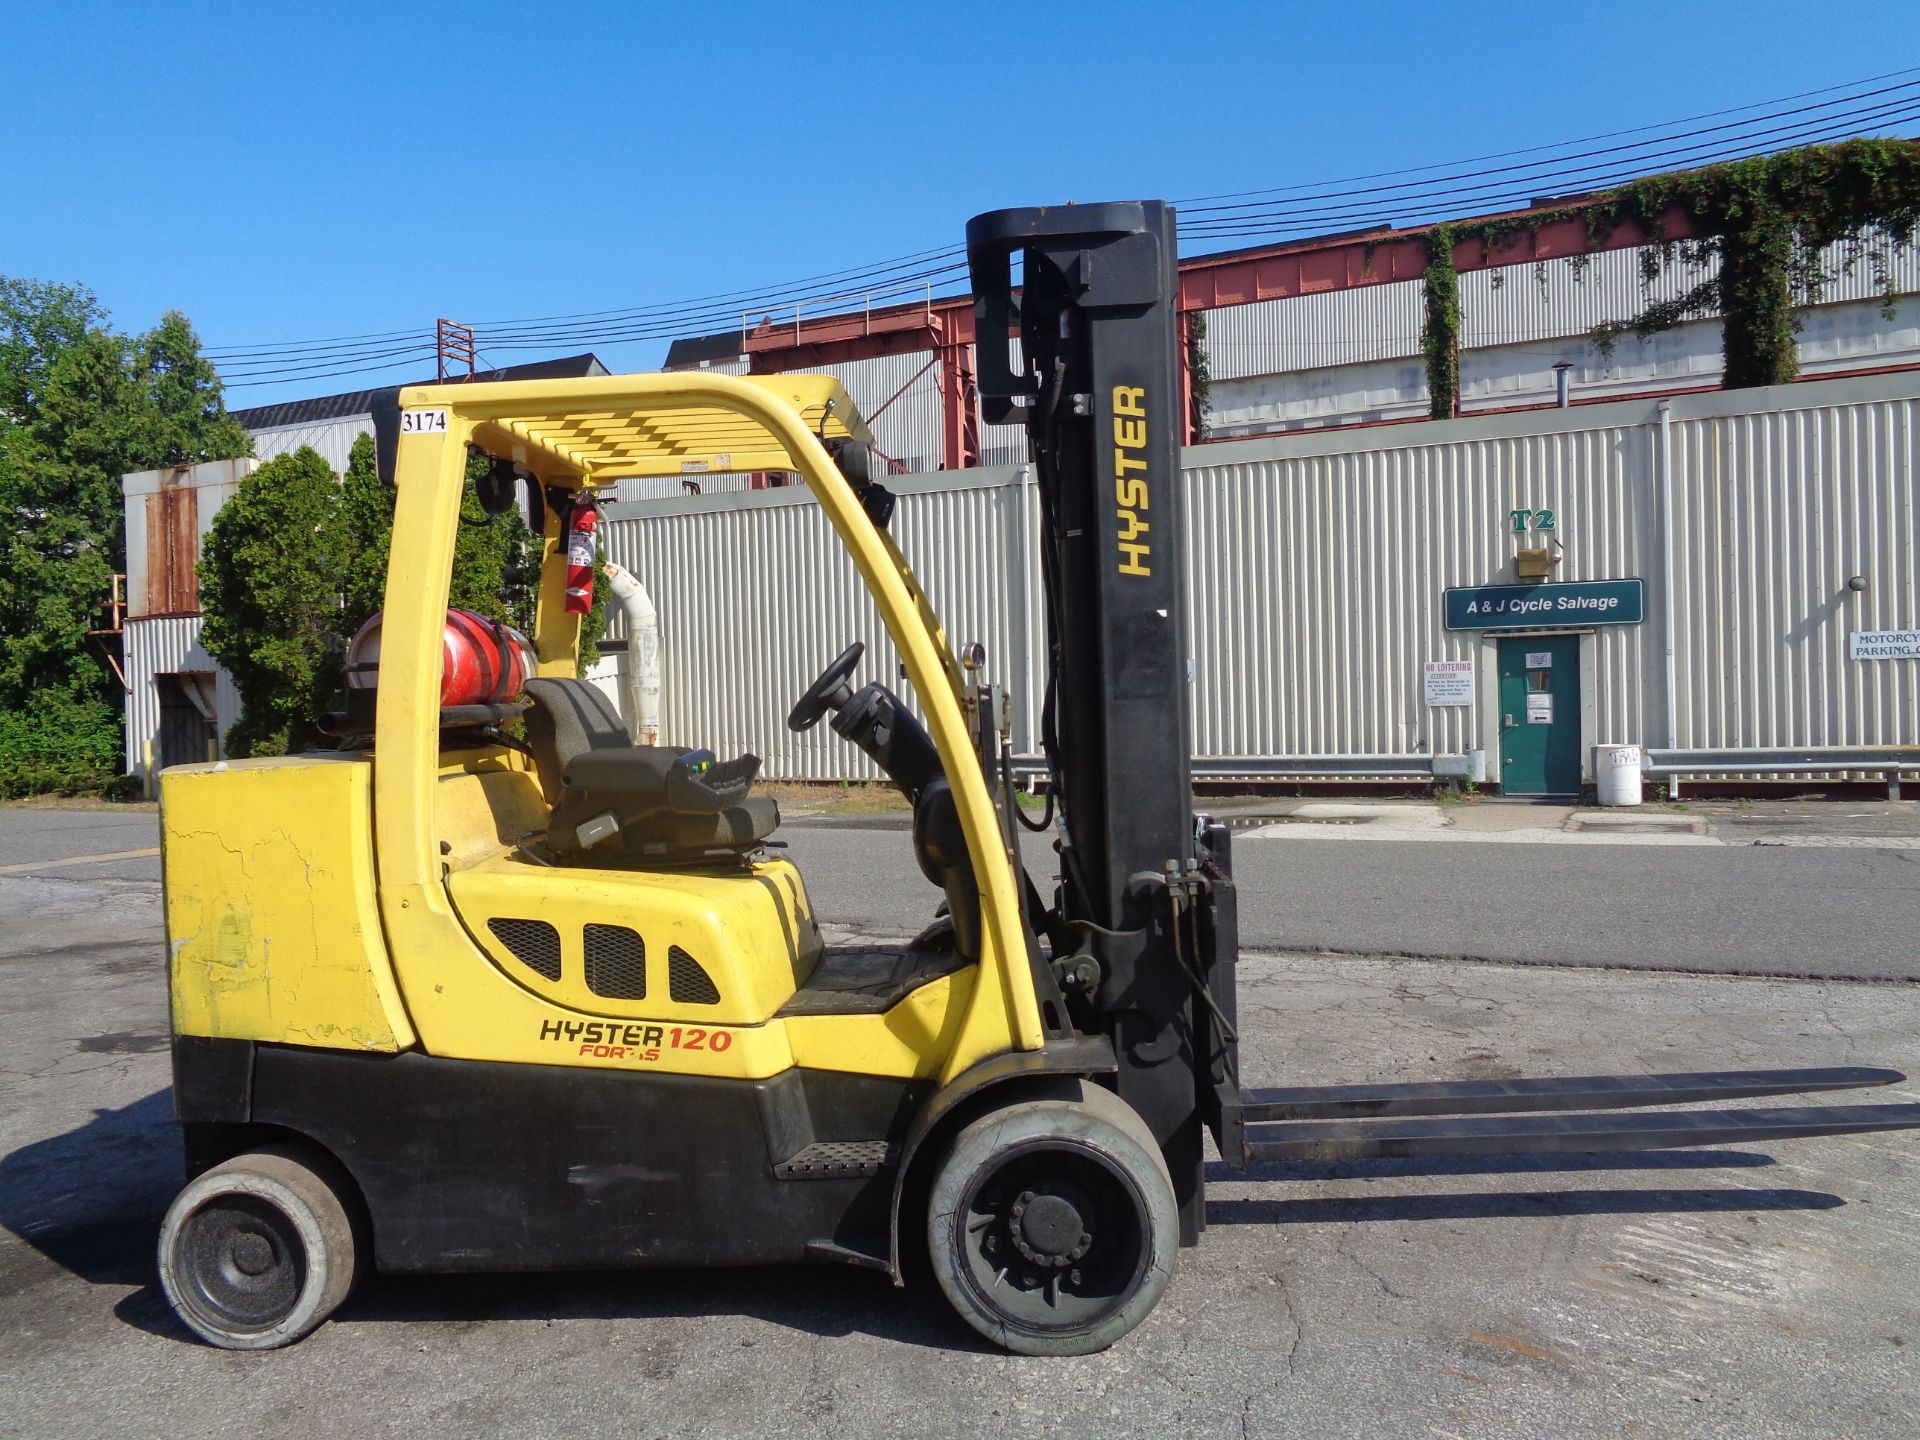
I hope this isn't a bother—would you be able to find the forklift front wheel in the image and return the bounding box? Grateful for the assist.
[927,1081,1177,1356]
[157,1145,363,1350]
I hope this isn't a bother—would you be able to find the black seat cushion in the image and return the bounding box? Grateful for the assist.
[522,678,778,862]
[522,677,635,801]
[625,797,782,856]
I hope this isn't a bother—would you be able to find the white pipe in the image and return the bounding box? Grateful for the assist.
[603,562,661,745]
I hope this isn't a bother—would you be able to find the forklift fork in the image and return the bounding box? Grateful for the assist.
[1219,1066,1920,1167]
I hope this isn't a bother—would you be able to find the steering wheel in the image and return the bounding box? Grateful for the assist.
[787,642,866,732]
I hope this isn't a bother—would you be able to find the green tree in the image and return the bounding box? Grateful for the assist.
[449,451,539,629]
[337,433,394,635]
[0,278,248,793]
[197,447,342,758]
[336,435,542,638]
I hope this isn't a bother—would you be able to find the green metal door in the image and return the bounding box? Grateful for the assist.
[1498,635,1582,795]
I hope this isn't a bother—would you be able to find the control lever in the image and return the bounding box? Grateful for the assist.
[665,750,759,814]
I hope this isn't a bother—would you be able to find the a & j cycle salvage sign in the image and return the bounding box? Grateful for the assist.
[1444,579,1645,632]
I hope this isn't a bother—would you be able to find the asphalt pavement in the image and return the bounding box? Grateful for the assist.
[777,811,1920,982]
[1,800,1915,979]
[3,798,1919,1438]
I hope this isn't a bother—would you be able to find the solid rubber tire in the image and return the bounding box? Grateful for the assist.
[157,1144,361,1350]
[926,1080,1177,1356]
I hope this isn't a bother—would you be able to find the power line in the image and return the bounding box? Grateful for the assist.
[1177,64,1920,204]
[212,72,1920,388]
[1179,80,1920,221]
[1179,102,1920,239]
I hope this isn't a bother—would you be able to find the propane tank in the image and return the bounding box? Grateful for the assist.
[346,609,536,709]
[564,497,599,615]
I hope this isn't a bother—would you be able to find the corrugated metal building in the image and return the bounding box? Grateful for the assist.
[710,231,1920,458]
[600,369,1918,790]
[119,459,255,786]
[230,353,612,476]
[1204,237,1920,437]
[123,308,1915,794]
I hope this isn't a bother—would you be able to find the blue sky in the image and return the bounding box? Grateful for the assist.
[6,1,1919,404]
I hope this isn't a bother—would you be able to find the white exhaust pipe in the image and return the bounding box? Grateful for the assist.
[603,562,661,745]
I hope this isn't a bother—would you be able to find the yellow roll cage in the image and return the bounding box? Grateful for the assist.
[378,371,1044,1081]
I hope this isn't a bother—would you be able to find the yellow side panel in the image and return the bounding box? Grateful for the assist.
[163,755,415,1051]
[443,851,823,1026]
[784,968,977,1080]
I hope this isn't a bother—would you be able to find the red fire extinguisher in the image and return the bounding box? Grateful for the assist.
[563,497,598,615]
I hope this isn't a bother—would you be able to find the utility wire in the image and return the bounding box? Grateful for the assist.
[1179,81,1920,220]
[212,74,1920,388]
[1178,65,1920,204]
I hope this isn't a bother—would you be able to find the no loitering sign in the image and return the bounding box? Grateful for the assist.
[1423,659,1474,706]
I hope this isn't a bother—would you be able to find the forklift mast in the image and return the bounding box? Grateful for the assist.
[969,203,1236,1241]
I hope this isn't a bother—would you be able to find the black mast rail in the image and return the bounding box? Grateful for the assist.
[968,202,1225,1242]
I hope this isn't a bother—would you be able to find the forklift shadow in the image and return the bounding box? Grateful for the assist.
[329,1264,983,1351]
[0,1088,180,1293]
[1205,1150,1778,1185]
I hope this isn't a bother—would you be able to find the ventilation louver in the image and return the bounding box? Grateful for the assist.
[488,917,561,981]
[584,924,647,1000]
[667,946,720,1005]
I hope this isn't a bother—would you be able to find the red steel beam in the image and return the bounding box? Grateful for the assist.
[1176,203,1694,310]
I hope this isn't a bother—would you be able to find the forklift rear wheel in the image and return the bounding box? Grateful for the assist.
[927,1081,1176,1356]
[158,1145,362,1350]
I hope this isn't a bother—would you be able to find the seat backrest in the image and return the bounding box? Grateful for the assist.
[523,678,629,800]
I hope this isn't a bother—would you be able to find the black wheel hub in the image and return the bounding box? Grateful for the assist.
[175,1196,307,1335]
[958,1141,1149,1332]
[1009,1186,1094,1268]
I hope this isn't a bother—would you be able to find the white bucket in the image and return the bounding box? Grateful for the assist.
[1595,744,1643,806]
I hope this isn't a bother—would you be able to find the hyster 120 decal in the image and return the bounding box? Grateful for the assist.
[539,1017,733,1062]
[1113,385,1151,577]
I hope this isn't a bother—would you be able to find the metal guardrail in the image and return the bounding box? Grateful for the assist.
[1643,746,1920,800]
[1001,747,1919,797]
[1011,754,1467,784]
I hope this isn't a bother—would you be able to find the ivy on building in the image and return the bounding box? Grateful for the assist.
[1421,224,1462,418]
[1185,311,1213,436]
[1415,137,1920,417]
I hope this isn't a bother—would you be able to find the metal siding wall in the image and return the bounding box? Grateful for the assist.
[248,416,374,474]
[787,351,945,473]
[1204,240,1918,432]
[1185,420,1650,758]
[123,615,243,779]
[1459,238,1918,349]
[610,473,759,503]
[1668,393,1920,752]
[598,374,1918,781]
[1203,280,1424,380]
[978,335,1030,467]
[602,471,1021,780]
[1460,246,1715,348]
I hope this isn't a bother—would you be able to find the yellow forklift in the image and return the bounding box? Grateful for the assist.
[158,202,1920,1355]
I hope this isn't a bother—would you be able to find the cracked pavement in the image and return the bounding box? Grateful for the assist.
[1,807,1918,1438]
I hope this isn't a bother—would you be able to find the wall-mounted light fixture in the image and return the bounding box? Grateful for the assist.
[1847,575,1868,593]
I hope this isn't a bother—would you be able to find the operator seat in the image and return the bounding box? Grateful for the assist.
[521,678,779,862]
